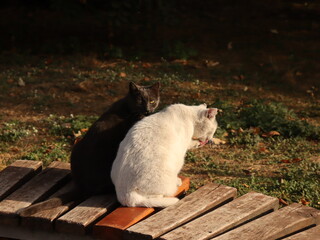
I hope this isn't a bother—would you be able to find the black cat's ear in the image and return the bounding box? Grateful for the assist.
[151,82,160,91]
[129,82,141,94]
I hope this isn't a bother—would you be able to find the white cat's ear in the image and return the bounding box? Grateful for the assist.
[200,103,207,108]
[206,108,218,119]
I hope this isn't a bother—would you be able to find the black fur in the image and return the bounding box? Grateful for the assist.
[19,82,160,217]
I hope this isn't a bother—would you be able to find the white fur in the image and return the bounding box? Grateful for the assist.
[111,103,218,208]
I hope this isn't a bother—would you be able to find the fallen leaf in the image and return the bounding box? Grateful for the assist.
[142,63,152,68]
[280,159,291,163]
[262,131,281,137]
[18,77,25,87]
[243,183,250,188]
[232,75,245,81]
[280,158,302,164]
[143,77,150,81]
[269,131,281,136]
[172,59,188,65]
[119,72,126,77]
[211,138,226,145]
[250,127,261,135]
[7,79,14,84]
[73,130,82,138]
[80,128,88,133]
[204,60,220,67]
[279,198,289,206]
[270,29,279,34]
[258,147,269,153]
[300,198,310,205]
[10,147,20,153]
[222,132,229,137]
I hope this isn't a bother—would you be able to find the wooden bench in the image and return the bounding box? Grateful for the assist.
[0,160,319,240]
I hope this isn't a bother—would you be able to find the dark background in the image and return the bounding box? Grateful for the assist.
[0,0,319,89]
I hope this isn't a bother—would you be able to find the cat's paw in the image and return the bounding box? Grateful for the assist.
[176,177,182,187]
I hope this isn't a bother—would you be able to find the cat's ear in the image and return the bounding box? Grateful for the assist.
[150,82,160,91]
[129,82,142,95]
[206,108,218,119]
[200,103,207,108]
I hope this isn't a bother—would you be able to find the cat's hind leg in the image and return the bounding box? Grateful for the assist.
[123,191,179,208]
[176,177,182,187]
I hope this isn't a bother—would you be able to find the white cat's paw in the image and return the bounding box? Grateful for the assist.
[176,178,182,187]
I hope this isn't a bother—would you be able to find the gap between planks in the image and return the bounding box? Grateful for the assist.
[124,183,237,240]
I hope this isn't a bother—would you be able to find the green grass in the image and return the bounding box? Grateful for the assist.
[184,98,320,209]
[22,141,70,166]
[46,114,98,140]
[0,55,319,210]
[216,161,320,209]
[0,121,38,143]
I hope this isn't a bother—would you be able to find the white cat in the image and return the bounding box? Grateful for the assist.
[111,103,218,208]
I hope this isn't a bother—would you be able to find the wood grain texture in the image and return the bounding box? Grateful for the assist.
[159,192,278,240]
[213,203,320,240]
[93,176,191,240]
[283,225,320,240]
[0,161,70,225]
[55,194,118,235]
[0,160,42,201]
[20,181,76,231]
[124,183,237,240]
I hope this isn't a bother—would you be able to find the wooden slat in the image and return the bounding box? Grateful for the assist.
[55,194,118,235]
[213,203,320,240]
[20,181,76,231]
[0,161,70,225]
[0,160,42,200]
[283,225,320,240]
[159,192,279,240]
[124,183,237,240]
[93,176,191,240]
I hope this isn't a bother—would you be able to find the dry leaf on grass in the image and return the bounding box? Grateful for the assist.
[204,60,220,67]
[142,63,152,68]
[119,72,126,77]
[211,138,226,145]
[300,198,310,205]
[258,147,269,153]
[80,128,88,133]
[262,131,281,137]
[280,158,302,164]
[73,130,82,138]
[279,198,289,206]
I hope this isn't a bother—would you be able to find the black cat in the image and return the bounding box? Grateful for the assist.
[19,81,160,216]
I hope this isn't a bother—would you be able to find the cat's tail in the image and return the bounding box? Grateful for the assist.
[18,188,85,217]
[122,191,179,208]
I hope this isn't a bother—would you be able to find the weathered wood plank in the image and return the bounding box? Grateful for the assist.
[93,176,191,240]
[55,194,118,235]
[283,225,320,240]
[159,192,278,240]
[124,183,237,240]
[0,160,42,201]
[0,161,70,225]
[0,224,96,240]
[213,203,320,240]
[20,181,77,231]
